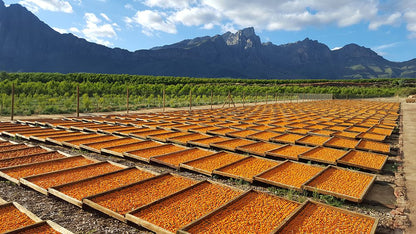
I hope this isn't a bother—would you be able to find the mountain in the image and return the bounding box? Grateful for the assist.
[1,0,416,79]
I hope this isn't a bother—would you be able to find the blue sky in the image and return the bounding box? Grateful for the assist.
[4,0,416,62]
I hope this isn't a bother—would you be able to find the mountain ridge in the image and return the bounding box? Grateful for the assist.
[0,1,415,79]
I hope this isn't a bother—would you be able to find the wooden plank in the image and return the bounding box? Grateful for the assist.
[123,144,187,163]
[0,152,76,184]
[212,156,280,183]
[62,135,118,149]
[83,173,195,222]
[178,190,301,234]
[253,160,325,192]
[272,200,378,234]
[29,131,74,142]
[101,140,160,158]
[3,220,73,234]
[46,133,95,145]
[79,137,138,153]
[0,197,7,205]
[336,150,388,173]
[302,166,376,203]
[20,161,125,195]
[179,151,248,176]
[126,180,243,234]
[48,167,157,207]
[150,148,215,170]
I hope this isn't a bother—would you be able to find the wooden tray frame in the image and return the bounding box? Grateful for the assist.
[48,166,158,207]
[82,173,191,222]
[299,146,349,165]
[20,161,125,195]
[126,180,243,234]
[101,140,159,157]
[210,138,255,152]
[180,152,249,176]
[254,160,325,192]
[0,151,77,184]
[123,144,186,163]
[273,199,378,233]
[336,150,388,173]
[302,166,376,203]
[178,190,301,234]
[212,156,279,183]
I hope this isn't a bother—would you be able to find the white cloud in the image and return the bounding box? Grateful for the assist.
[81,13,117,46]
[126,10,177,36]
[331,47,342,51]
[143,0,196,9]
[100,13,111,22]
[404,11,416,38]
[125,0,416,39]
[369,12,401,30]
[19,0,73,13]
[124,3,135,10]
[170,7,221,28]
[372,42,400,56]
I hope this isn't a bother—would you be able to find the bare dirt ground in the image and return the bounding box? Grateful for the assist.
[403,103,416,233]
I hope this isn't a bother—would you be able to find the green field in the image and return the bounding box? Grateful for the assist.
[0,72,414,116]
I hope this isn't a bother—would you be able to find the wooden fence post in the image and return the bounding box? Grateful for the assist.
[189,89,192,111]
[11,83,14,121]
[163,88,166,112]
[126,86,129,114]
[76,85,79,117]
[210,90,213,110]
[242,92,245,107]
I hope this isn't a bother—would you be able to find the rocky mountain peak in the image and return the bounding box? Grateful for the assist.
[222,27,261,49]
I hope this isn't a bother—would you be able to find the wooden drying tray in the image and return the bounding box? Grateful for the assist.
[20,161,125,195]
[101,140,160,158]
[270,133,305,144]
[167,133,209,145]
[82,173,195,222]
[295,135,332,147]
[225,129,259,138]
[0,151,76,184]
[188,136,229,148]
[212,156,280,183]
[266,144,312,161]
[15,129,60,140]
[150,148,215,170]
[302,166,376,203]
[97,126,136,134]
[45,132,94,145]
[178,190,301,234]
[323,136,361,150]
[299,146,349,165]
[147,131,190,143]
[273,199,378,234]
[2,127,43,137]
[336,150,388,173]
[129,129,171,139]
[180,152,248,176]
[123,144,187,163]
[356,139,391,154]
[0,202,43,230]
[210,138,255,152]
[79,137,140,153]
[70,123,105,131]
[3,220,73,234]
[62,135,118,149]
[126,180,243,234]
[29,130,73,142]
[236,141,282,156]
[48,167,158,208]
[254,160,326,192]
